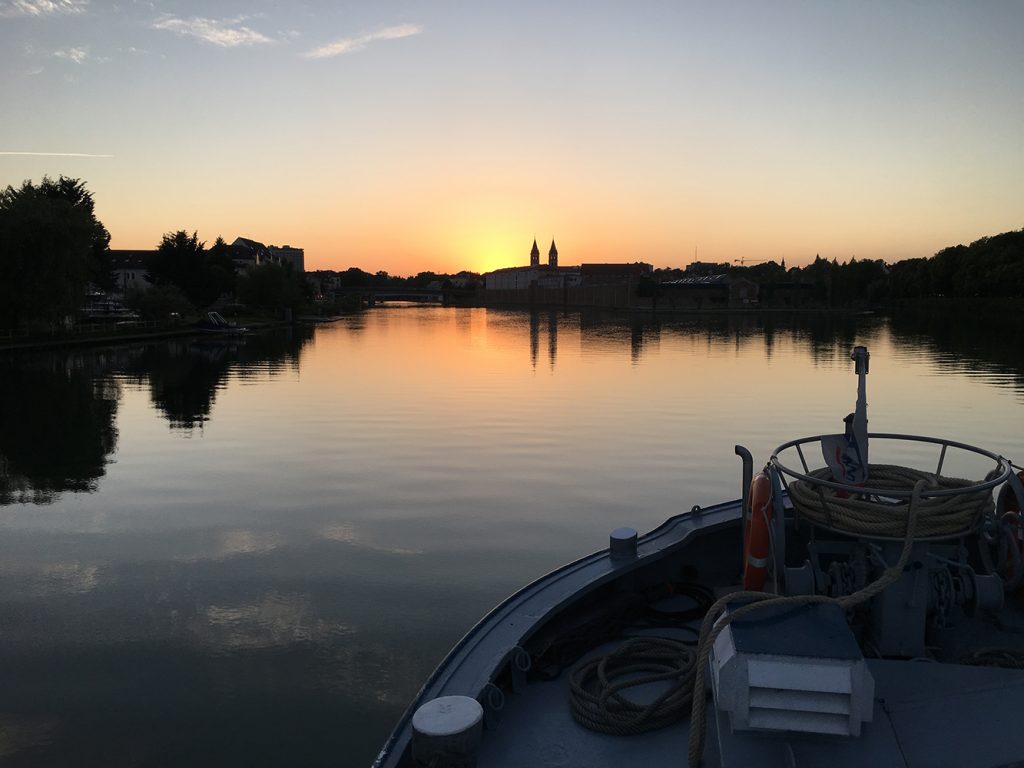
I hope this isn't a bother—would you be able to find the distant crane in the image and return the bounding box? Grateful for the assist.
[733,257,770,266]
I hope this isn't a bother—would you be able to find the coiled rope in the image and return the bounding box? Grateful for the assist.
[788,464,991,538]
[569,636,697,735]
[685,479,926,768]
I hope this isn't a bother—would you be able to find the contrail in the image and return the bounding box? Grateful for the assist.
[0,152,114,157]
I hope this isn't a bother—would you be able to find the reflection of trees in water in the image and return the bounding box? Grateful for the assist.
[574,308,1024,398]
[0,358,119,504]
[888,307,1024,392]
[571,310,894,369]
[649,312,885,366]
[125,327,314,431]
[128,340,232,431]
[0,327,314,504]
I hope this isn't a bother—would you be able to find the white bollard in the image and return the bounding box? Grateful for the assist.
[411,695,484,768]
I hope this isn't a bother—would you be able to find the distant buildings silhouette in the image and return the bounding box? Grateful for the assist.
[110,236,304,295]
[484,239,650,291]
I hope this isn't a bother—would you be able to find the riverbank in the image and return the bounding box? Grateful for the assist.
[0,318,305,354]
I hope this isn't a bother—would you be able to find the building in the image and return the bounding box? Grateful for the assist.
[484,239,578,290]
[269,245,305,272]
[579,262,653,285]
[659,274,759,308]
[229,237,272,272]
[109,250,154,294]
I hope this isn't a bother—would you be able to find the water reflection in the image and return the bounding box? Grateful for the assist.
[0,327,313,504]
[500,307,1024,378]
[124,327,312,431]
[1,310,1023,767]
[0,356,119,504]
[889,306,1024,394]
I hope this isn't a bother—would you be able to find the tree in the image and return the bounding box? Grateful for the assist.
[146,230,207,307]
[0,176,110,330]
[146,230,236,309]
[124,283,191,322]
[206,235,237,300]
[237,262,310,313]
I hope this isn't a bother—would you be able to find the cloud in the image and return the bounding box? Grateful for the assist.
[151,15,274,47]
[0,0,87,17]
[304,23,421,59]
[0,151,113,157]
[53,46,87,63]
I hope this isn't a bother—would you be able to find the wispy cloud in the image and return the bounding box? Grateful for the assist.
[151,15,274,47]
[53,46,88,63]
[0,0,87,17]
[304,23,422,59]
[0,151,113,157]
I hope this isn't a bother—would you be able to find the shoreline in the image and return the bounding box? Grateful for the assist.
[0,320,298,355]
[4,298,1019,353]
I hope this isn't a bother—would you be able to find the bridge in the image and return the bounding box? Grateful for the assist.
[360,288,444,306]
[329,287,446,307]
[330,286,481,308]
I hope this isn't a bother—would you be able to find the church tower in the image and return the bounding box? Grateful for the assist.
[530,239,540,267]
[548,240,558,268]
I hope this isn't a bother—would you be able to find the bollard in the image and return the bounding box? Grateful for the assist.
[411,695,483,768]
[610,527,638,560]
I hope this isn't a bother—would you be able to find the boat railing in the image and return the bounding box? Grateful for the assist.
[771,432,1012,500]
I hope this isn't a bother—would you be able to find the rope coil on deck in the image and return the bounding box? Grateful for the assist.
[788,464,992,538]
[568,637,697,736]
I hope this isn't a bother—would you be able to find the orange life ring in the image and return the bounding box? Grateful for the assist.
[743,472,773,591]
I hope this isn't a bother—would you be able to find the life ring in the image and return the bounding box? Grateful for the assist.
[743,472,773,591]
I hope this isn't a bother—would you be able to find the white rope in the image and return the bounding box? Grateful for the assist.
[788,464,991,538]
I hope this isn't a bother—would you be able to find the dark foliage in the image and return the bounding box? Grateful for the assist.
[0,176,111,329]
[146,231,236,309]
[889,230,1024,300]
[237,262,311,312]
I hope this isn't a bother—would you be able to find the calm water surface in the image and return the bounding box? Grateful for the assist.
[1,307,1023,766]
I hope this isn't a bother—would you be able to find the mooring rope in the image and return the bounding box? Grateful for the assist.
[568,636,697,735]
[685,479,926,768]
[788,463,991,538]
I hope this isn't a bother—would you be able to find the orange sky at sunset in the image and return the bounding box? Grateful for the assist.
[2,2,1022,275]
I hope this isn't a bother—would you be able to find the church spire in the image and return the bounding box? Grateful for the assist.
[530,238,540,267]
[548,239,558,268]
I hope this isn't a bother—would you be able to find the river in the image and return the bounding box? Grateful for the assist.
[1,306,1022,766]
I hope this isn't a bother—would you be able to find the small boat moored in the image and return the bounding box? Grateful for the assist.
[375,346,1024,768]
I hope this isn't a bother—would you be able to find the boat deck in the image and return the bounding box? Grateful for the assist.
[479,628,1024,768]
[375,496,1024,768]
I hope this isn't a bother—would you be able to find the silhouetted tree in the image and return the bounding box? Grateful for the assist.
[146,230,207,306]
[125,283,192,322]
[0,176,111,329]
[237,262,309,312]
[336,267,373,287]
[146,230,236,309]
[206,235,236,297]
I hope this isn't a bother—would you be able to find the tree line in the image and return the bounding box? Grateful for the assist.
[652,229,1023,308]
[1,175,1020,332]
[135,230,310,322]
[0,177,309,331]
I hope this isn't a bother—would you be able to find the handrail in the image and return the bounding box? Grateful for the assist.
[771,432,1012,499]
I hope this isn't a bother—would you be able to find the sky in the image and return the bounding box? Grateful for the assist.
[1,1,1022,275]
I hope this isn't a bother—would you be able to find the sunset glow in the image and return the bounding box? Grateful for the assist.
[2,2,1022,274]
